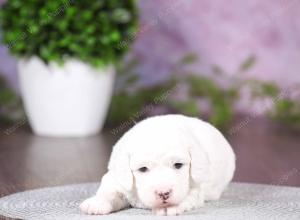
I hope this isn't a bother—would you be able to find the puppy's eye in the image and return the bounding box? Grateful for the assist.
[174,163,183,169]
[138,167,149,173]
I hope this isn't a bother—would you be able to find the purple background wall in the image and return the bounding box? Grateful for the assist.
[1,0,300,90]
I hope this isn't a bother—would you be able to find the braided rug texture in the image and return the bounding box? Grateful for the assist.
[0,182,299,220]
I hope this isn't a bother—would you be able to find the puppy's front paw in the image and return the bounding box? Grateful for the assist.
[153,206,184,216]
[166,206,184,215]
[153,208,166,216]
[80,196,113,215]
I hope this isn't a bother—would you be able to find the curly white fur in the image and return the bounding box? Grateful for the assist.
[80,115,236,216]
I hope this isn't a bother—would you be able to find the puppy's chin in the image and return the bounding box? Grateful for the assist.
[138,191,187,209]
[151,201,176,209]
[140,198,175,209]
[156,202,175,208]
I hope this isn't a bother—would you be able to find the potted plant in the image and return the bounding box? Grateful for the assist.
[0,0,138,137]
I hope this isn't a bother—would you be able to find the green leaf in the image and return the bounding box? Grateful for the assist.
[118,58,139,74]
[27,25,39,34]
[169,100,200,116]
[82,11,93,20]
[112,8,131,23]
[179,53,198,65]
[210,101,233,128]
[66,7,77,17]
[248,80,279,98]
[110,31,121,41]
[125,74,139,85]
[260,82,279,97]
[239,55,256,72]
[40,47,51,59]
[0,74,24,124]
[211,64,225,76]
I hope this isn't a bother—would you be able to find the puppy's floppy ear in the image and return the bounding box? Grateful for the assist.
[189,141,210,185]
[182,123,210,185]
[108,142,133,191]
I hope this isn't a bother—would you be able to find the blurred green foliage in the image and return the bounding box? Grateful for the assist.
[107,54,300,130]
[107,78,176,125]
[247,80,280,98]
[0,78,23,124]
[239,55,256,72]
[247,80,300,130]
[1,54,300,131]
[107,54,238,129]
[185,74,236,128]
[272,99,300,130]
[0,0,138,67]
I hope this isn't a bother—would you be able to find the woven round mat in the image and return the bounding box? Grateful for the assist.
[0,182,299,220]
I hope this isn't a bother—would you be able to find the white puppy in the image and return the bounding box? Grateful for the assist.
[80,114,235,216]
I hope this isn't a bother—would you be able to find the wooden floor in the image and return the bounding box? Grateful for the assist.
[0,116,299,202]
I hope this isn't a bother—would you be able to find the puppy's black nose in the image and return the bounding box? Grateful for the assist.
[156,190,172,201]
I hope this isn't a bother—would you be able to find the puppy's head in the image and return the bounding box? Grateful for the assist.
[109,115,209,208]
[130,145,190,208]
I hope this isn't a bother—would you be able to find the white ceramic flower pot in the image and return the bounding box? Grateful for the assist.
[18,57,115,137]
